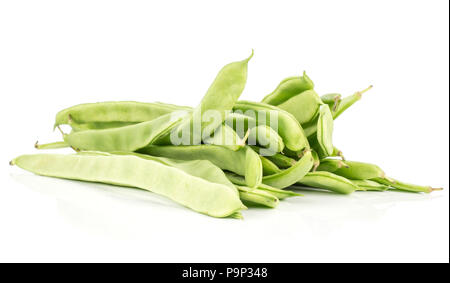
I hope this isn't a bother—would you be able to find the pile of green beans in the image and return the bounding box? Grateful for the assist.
[11,51,442,218]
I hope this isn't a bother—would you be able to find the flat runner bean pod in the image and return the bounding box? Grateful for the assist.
[316,104,334,157]
[233,101,309,152]
[297,171,359,194]
[10,153,245,218]
[64,113,184,152]
[139,145,263,188]
[174,51,253,144]
[262,150,314,189]
[55,101,191,129]
[371,178,443,193]
[277,89,324,125]
[260,156,282,175]
[261,72,315,105]
[236,186,279,208]
[226,173,301,199]
[351,179,389,191]
[330,160,387,180]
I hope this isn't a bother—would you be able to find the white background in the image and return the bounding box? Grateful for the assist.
[0,0,448,263]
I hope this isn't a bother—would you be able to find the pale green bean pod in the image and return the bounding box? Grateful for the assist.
[233,101,309,152]
[225,172,301,200]
[261,72,315,105]
[64,113,184,152]
[297,171,359,194]
[10,152,246,218]
[372,178,443,193]
[139,145,262,188]
[262,150,314,189]
[351,180,389,191]
[277,89,324,125]
[55,101,191,129]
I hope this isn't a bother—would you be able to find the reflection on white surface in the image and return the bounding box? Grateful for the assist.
[10,173,443,240]
[2,171,448,262]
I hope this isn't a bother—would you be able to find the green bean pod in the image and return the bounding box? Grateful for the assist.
[264,153,296,169]
[175,51,253,144]
[55,101,191,129]
[233,101,309,152]
[351,179,389,191]
[64,113,183,152]
[330,160,386,180]
[333,85,373,119]
[262,150,314,189]
[139,145,262,188]
[236,186,279,208]
[261,72,315,105]
[316,159,349,172]
[248,125,285,153]
[10,153,245,218]
[302,86,373,137]
[297,171,359,194]
[203,124,246,151]
[277,89,324,125]
[321,93,342,112]
[371,178,443,193]
[224,112,256,138]
[316,104,334,157]
[260,156,282,175]
[226,173,301,200]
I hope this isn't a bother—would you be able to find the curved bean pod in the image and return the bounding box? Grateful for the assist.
[316,104,334,157]
[265,153,296,169]
[64,113,183,152]
[262,150,314,189]
[316,159,349,172]
[277,89,324,125]
[233,101,309,152]
[333,85,373,119]
[10,153,245,218]
[371,178,443,193]
[260,156,282,175]
[351,179,389,191]
[175,51,253,144]
[297,171,359,194]
[225,172,301,200]
[331,160,386,180]
[55,101,191,129]
[261,72,314,105]
[236,186,279,208]
[139,145,262,188]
